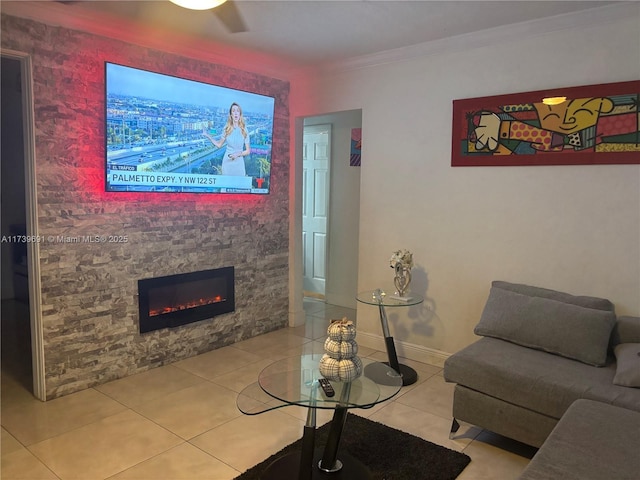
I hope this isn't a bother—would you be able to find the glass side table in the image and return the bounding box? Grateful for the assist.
[356,289,424,386]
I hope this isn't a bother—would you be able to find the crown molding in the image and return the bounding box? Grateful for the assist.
[3,2,637,80]
[321,2,639,74]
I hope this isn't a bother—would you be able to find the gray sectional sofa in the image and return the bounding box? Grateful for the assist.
[518,398,640,480]
[443,280,640,451]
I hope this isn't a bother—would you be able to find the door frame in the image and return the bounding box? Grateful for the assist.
[289,119,334,326]
[2,49,46,401]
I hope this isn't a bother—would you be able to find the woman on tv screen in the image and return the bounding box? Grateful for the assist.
[203,102,250,176]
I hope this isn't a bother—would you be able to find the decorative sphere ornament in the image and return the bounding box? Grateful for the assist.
[319,354,363,382]
[324,337,358,359]
[327,318,357,342]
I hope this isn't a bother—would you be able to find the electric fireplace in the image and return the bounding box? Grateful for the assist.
[138,267,235,333]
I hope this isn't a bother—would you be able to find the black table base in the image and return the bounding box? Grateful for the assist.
[260,449,371,480]
[384,361,418,386]
[364,361,418,386]
[383,335,418,386]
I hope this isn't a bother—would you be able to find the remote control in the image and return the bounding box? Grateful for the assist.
[318,378,335,397]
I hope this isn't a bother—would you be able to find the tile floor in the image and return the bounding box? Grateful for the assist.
[1,298,536,479]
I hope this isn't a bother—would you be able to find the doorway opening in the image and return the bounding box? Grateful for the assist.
[1,51,46,400]
[299,110,362,310]
[1,55,32,393]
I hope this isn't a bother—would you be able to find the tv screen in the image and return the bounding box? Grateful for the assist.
[105,62,275,194]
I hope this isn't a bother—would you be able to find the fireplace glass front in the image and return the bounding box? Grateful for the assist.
[138,267,235,333]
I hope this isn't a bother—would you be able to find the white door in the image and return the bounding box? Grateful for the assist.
[302,125,331,296]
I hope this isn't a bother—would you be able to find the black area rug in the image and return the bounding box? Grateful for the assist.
[235,414,471,480]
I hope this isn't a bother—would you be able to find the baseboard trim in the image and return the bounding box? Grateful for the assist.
[356,331,450,368]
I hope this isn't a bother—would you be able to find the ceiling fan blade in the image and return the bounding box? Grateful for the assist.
[214,1,247,33]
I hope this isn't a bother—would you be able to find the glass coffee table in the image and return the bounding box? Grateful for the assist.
[237,354,403,480]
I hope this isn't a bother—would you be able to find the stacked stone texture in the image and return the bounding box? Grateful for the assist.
[2,14,290,399]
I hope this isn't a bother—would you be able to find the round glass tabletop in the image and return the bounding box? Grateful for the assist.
[356,289,424,307]
[254,354,402,410]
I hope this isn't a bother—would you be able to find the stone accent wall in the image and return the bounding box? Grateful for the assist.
[2,14,290,399]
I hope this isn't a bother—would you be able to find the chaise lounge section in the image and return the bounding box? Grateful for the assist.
[517,398,640,480]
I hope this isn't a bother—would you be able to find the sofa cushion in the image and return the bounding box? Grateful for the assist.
[444,337,640,419]
[613,343,640,388]
[475,286,616,366]
[491,281,614,311]
[610,316,640,346]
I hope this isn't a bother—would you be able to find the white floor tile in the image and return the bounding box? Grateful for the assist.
[108,443,239,480]
[96,365,205,408]
[191,409,304,473]
[130,381,244,440]
[1,388,127,446]
[1,447,59,480]
[28,410,182,480]
[1,301,534,479]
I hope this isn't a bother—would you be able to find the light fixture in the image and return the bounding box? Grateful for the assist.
[169,0,227,10]
[542,96,567,106]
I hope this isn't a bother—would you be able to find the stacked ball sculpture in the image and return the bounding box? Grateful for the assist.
[319,318,363,382]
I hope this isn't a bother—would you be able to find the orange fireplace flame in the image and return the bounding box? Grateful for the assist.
[149,295,225,317]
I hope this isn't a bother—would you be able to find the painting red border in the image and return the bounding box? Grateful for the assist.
[451,80,640,166]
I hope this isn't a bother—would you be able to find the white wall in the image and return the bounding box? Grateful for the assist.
[294,4,640,361]
[305,111,362,308]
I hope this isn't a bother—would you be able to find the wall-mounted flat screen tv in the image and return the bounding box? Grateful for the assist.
[105,62,275,194]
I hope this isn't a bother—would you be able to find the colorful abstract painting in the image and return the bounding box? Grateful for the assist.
[350,128,362,166]
[451,81,640,166]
